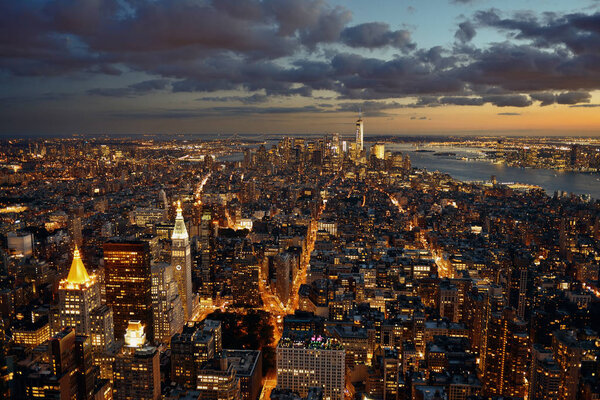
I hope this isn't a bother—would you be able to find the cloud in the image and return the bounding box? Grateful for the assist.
[111,105,329,119]
[530,92,556,106]
[336,100,407,116]
[556,91,591,104]
[497,112,521,115]
[474,9,600,55]
[87,79,171,97]
[340,22,415,51]
[417,94,532,107]
[0,0,598,115]
[530,91,591,106]
[197,94,269,104]
[455,21,476,43]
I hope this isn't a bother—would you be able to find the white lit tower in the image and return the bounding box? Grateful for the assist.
[171,201,193,321]
[355,111,364,153]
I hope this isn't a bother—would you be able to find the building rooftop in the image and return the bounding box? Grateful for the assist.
[278,335,343,350]
[223,349,261,377]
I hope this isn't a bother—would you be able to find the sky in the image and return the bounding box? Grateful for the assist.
[1,0,600,137]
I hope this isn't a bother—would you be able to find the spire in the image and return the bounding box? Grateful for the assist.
[66,245,91,285]
[172,200,189,240]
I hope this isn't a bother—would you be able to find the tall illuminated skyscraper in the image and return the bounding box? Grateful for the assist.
[482,308,529,398]
[151,262,184,344]
[355,113,364,153]
[58,246,101,335]
[104,240,154,341]
[113,321,160,400]
[172,201,193,321]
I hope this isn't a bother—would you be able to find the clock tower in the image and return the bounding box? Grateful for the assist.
[171,201,193,321]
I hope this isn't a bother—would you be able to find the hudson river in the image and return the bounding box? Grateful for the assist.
[386,143,600,199]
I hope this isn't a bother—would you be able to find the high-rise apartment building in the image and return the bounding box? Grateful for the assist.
[104,240,154,341]
[171,320,223,388]
[552,330,594,400]
[224,349,263,400]
[529,344,561,400]
[172,201,193,321]
[482,308,529,398]
[232,255,261,307]
[276,335,345,400]
[196,357,241,400]
[90,304,115,353]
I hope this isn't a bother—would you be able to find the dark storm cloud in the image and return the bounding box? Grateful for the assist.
[417,94,532,107]
[336,100,408,116]
[530,91,591,106]
[198,94,269,104]
[340,22,415,51]
[87,79,170,97]
[439,96,485,106]
[474,9,600,54]
[483,94,532,107]
[530,92,557,106]
[455,21,476,43]
[556,91,591,104]
[111,105,327,119]
[1,0,599,114]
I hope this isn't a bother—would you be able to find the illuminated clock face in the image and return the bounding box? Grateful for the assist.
[176,265,182,271]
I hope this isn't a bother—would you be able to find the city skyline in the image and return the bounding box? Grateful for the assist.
[1,134,599,399]
[1,0,600,136]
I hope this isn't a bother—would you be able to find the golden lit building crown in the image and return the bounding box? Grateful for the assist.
[60,245,95,289]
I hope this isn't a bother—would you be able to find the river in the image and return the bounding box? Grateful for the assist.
[386,143,600,199]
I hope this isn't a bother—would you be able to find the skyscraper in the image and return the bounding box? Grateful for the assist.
[171,320,223,388]
[277,335,345,400]
[371,143,385,160]
[104,240,154,341]
[113,321,160,400]
[196,357,241,400]
[355,114,364,153]
[232,255,261,307]
[552,330,592,400]
[275,253,292,307]
[482,308,529,398]
[172,201,193,321]
[58,246,101,335]
[529,344,560,400]
[151,262,184,344]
